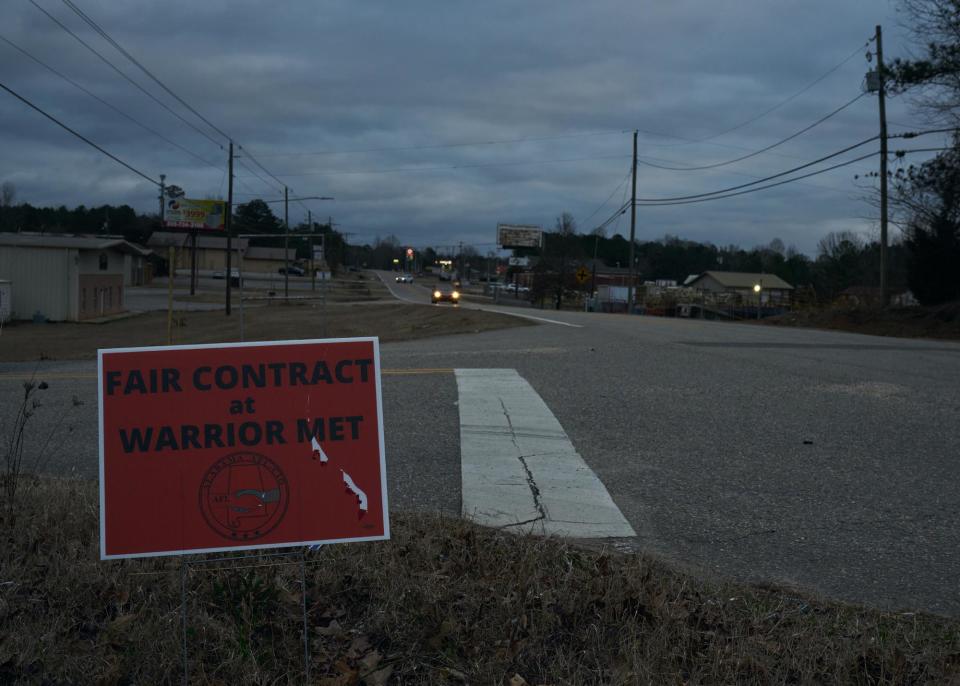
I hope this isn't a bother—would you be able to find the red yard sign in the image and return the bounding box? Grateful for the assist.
[98,338,388,559]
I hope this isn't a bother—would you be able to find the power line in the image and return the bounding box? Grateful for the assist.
[641,143,952,208]
[249,42,868,163]
[636,92,867,172]
[683,40,871,144]
[635,152,878,206]
[27,0,223,149]
[595,199,633,233]
[0,79,158,185]
[889,127,959,139]
[242,153,632,179]
[252,129,630,158]
[238,146,290,191]
[59,0,232,143]
[634,136,878,203]
[0,32,221,171]
[579,165,633,227]
[236,159,284,195]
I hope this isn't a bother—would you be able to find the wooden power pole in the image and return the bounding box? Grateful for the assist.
[627,130,638,314]
[875,24,890,307]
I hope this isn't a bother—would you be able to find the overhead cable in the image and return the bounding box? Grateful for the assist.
[635,152,877,206]
[0,79,158,185]
[253,130,630,158]
[248,153,632,178]
[642,39,870,148]
[634,136,878,203]
[27,0,223,149]
[636,93,867,171]
[0,33,220,171]
[60,0,232,143]
[579,165,634,227]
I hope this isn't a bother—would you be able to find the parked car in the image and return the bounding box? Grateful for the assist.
[212,269,242,286]
[432,284,460,305]
[278,266,305,276]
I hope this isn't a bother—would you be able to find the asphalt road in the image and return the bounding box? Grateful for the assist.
[3,277,959,617]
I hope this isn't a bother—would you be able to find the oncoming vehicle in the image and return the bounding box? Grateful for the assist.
[395,273,414,283]
[431,284,460,305]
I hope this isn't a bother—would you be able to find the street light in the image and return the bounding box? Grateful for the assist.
[753,282,762,320]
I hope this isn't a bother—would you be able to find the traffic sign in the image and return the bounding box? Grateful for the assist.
[98,338,388,559]
[575,266,590,285]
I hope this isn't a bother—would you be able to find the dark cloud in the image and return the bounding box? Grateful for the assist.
[0,0,938,253]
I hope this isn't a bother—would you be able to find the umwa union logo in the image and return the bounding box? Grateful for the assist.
[199,452,290,541]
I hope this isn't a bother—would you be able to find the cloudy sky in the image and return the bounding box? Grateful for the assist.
[0,0,945,254]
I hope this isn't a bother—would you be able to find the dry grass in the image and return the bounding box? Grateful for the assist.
[0,302,530,362]
[158,272,394,305]
[755,302,960,341]
[2,478,959,684]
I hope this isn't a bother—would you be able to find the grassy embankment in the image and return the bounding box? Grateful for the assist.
[2,478,959,684]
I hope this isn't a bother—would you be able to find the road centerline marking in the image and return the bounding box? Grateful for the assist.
[0,367,453,382]
[455,368,634,539]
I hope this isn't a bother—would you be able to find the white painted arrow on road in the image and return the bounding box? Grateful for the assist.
[455,368,634,538]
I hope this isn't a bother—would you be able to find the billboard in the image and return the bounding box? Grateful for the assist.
[497,223,543,249]
[163,198,226,231]
[98,338,388,559]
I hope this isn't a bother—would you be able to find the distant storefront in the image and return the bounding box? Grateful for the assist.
[0,234,151,321]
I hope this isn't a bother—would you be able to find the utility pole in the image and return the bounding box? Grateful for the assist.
[591,232,599,296]
[225,141,234,315]
[875,24,890,307]
[284,185,290,299]
[159,174,166,222]
[308,209,315,292]
[626,130,638,314]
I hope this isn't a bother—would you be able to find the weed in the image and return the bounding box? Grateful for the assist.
[2,479,960,684]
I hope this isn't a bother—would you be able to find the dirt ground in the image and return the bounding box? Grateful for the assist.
[753,301,960,341]
[0,302,530,362]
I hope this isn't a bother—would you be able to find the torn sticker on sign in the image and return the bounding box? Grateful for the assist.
[311,436,329,463]
[342,470,368,515]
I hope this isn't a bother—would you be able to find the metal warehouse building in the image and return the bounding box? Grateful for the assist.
[0,234,151,321]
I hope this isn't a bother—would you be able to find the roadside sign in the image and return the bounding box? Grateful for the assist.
[575,266,590,285]
[98,338,388,559]
[163,198,225,231]
[497,224,543,249]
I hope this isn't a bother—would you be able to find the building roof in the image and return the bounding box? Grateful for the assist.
[689,271,794,290]
[147,231,247,251]
[244,246,297,261]
[0,233,151,256]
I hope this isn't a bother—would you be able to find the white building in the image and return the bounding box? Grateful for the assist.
[0,234,151,321]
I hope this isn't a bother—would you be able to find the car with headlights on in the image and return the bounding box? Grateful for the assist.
[395,273,414,283]
[431,284,460,305]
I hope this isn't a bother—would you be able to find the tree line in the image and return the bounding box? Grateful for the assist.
[0,192,912,302]
[0,195,349,273]
[526,212,909,308]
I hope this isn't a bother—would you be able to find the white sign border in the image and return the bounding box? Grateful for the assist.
[97,336,390,560]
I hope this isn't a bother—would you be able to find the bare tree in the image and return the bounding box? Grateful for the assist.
[1,181,15,207]
[890,0,960,124]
